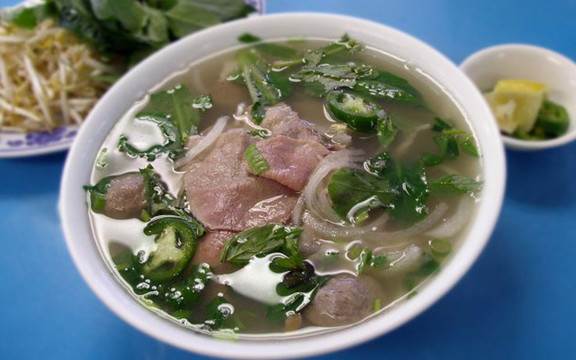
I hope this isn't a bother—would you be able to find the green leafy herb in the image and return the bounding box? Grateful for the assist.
[3,2,56,29]
[202,296,234,331]
[46,0,256,63]
[429,174,483,194]
[238,33,261,43]
[138,84,199,143]
[161,264,211,309]
[327,167,395,221]
[192,94,213,111]
[376,116,399,147]
[267,275,328,323]
[237,50,292,123]
[388,160,429,225]
[329,152,432,226]
[118,114,183,161]
[220,225,303,266]
[429,117,479,161]
[244,143,270,175]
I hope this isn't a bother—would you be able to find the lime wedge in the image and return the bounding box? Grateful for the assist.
[484,79,549,134]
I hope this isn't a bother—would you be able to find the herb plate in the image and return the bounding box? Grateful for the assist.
[0,0,265,158]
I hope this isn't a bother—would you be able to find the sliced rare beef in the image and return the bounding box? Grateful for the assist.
[192,231,237,274]
[103,173,145,219]
[304,274,376,327]
[184,129,298,232]
[254,135,330,192]
[261,103,325,143]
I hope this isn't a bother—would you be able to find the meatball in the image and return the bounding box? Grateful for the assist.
[103,173,145,219]
[304,274,376,327]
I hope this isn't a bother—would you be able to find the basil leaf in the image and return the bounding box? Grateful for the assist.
[220,225,304,266]
[429,174,482,194]
[386,160,429,225]
[137,84,199,143]
[192,94,213,111]
[118,114,184,161]
[238,33,261,43]
[376,116,399,148]
[3,3,56,29]
[327,168,395,220]
[91,0,147,33]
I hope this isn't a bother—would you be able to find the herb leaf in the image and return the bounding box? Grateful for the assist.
[376,116,399,147]
[138,84,199,143]
[220,225,303,266]
[327,167,395,221]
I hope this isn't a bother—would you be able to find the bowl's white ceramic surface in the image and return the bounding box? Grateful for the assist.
[461,44,576,151]
[59,13,506,359]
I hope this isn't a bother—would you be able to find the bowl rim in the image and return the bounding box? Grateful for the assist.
[59,12,506,359]
[460,43,576,151]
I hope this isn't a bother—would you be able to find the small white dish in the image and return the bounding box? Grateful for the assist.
[461,44,576,151]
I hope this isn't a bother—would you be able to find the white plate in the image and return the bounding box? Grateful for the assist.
[0,0,265,158]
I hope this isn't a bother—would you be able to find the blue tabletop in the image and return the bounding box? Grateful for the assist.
[1,1,575,359]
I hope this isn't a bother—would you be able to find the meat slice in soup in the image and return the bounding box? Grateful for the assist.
[254,135,330,191]
[261,103,325,144]
[103,173,145,219]
[304,274,377,327]
[192,230,237,274]
[184,129,298,231]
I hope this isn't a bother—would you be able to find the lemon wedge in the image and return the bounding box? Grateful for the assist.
[484,79,549,134]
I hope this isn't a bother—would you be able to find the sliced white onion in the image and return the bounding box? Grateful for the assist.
[302,210,390,240]
[175,116,228,168]
[299,149,365,223]
[426,197,472,238]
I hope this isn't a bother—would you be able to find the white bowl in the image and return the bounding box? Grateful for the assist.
[461,44,576,151]
[59,13,506,359]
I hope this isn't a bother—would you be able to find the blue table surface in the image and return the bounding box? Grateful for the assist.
[1,1,575,359]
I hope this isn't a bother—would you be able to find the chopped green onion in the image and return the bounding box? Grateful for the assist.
[373,298,382,312]
[244,144,269,175]
[430,238,452,257]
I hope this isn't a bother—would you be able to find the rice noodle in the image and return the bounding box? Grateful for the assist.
[175,116,228,168]
[299,149,365,223]
[385,245,423,273]
[426,198,472,238]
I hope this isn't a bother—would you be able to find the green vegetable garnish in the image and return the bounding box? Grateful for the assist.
[325,91,384,134]
[244,143,270,175]
[220,225,303,266]
[141,216,204,282]
[429,239,452,257]
[41,0,256,64]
